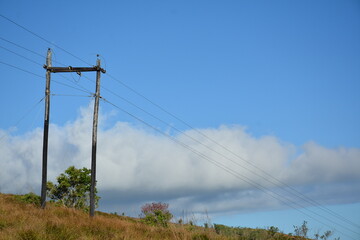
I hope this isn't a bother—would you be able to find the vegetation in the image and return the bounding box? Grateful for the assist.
[0,192,341,240]
[292,221,340,240]
[213,224,304,240]
[46,166,100,211]
[140,202,173,227]
[293,221,309,238]
[13,192,40,205]
[0,193,226,240]
[1,192,310,240]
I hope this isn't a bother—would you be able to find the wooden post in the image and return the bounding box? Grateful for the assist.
[41,48,52,208]
[90,58,101,217]
[41,53,105,215]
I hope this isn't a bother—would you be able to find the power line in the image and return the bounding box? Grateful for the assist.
[51,94,92,98]
[95,74,359,233]
[0,41,93,93]
[101,97,358,240]
[0,36,44,58]
[3,51,357,234]
[110,92,359,230]
[56,74,94,94]
[0,60,93,95]
[0,36,66,66]
[0,96,44,143]
[0,14,92,66]
[104,73,360,230]
[1,12,357,235]
[2,47,357,237]
[0,44,43,66]
[0,60,43,78]
[100,94,359,238]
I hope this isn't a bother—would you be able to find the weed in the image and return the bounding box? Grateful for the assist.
[18,229,39,240]
[45,221,78,240]
[0,220,8,230]
[192,233,211,240]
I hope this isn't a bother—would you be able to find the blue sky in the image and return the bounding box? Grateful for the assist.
[0,1,359,239]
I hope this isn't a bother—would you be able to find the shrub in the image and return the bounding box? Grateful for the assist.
[14,192,41,206]
[47,166,100,211]
[293,221,309,238]
[213,224,246,236]
[268,226,280,236]
[140,202,173,227]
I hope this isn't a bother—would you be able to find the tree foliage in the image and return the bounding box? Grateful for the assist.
[140,202,173,227]
[47,166,99,211]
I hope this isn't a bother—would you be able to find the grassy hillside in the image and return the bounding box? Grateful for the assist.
[0,193,307,240]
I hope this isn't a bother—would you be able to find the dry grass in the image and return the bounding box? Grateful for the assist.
[0,193,225,240]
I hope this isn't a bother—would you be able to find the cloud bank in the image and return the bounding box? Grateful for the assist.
[1,104,359,217]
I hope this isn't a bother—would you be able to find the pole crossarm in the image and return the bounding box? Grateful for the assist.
[43,65,106,73]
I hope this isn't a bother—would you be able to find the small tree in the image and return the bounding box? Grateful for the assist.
[293,221,309,238]
[47,166,100,211]
[315,230,337,240]
[268,226,280,236]
[140,202,173,227]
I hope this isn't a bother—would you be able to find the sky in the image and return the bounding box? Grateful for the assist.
[0,0,359,239]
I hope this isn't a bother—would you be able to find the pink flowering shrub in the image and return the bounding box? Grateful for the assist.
[140,202,173,227]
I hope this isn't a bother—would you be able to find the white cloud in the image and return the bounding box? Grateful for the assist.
[0,104,359,217]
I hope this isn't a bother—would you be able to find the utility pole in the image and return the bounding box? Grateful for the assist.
[90,57,101,217]
[41,48,52,209]
[42,53,105,216]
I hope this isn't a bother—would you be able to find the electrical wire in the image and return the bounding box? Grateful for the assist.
[51,94,92,98]
[104,74,360,231]
[0,60,43,78]
[86,68,359,234]
[0,96,44,143]
[1,13,358,236]
[105,72,360,230]
[0,60,92,95]
[56,74,94,94]
[100,91,360,237]
[2,51,357,238]
[0,39,94,95]
[101,97,358,240]
[0,14,92,66]
[0,45,43,66]
[0,36,66,66]
[0,36,44,58]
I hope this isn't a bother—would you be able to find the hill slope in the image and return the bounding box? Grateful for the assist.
[0,193,305,240]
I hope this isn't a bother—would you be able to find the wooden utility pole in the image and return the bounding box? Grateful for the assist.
[42,53,105,216]
[41,48,52,209]
[90,58,101,217]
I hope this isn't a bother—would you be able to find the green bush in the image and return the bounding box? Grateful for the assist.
[268,226,280,236]
[14,192,40,206]
[140,202,172,227]
[47,166,100,211]
[214,224,243,236]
